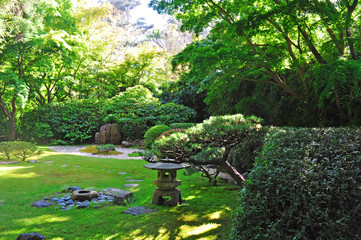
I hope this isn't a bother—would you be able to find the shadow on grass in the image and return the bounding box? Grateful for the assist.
[0,148,239,240]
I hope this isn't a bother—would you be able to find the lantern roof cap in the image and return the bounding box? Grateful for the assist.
[144,161,190,170]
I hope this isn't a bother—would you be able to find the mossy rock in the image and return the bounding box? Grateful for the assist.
[80,145,123,155]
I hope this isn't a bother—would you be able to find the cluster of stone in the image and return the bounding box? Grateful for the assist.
[31,187,135,211]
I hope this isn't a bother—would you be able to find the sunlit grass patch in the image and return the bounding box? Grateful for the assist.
[0,146,238,240]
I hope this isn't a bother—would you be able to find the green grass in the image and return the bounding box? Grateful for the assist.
[127,152,141,157]
[0,147,239,240]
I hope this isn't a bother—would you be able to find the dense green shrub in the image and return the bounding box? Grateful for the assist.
[153,102,197,125]
[169,123,197,129]
[143,125,171,149]
[0,141,13,160]
[233,127,361,239]
[96,144,116,153]
[21,99,104,144]
[11,141,41,161]
[0,141,40,161]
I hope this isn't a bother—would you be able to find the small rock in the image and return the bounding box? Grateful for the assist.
[107,171,112,173]
[43,161,53,164]
[67,204,75,208]
[77,201,90,209]
[27,160,40,163]
[16,232,46,240]
[125,179,143,182]
[74,166,80,168]
[31,201,53,208]
[60,165,67,167]
[51,198,59,202]
[65,200,74,205]
[43,197,49,201]
[121,141,134,148]
[117,172,127,175]
[58,203,66,207]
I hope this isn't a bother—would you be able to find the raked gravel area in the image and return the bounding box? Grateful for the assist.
[48,145,143,160]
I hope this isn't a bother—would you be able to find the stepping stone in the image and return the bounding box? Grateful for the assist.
[17,232,46,240]
[74,166,80,168]
[28,160,39,163]
[124,176,133,178]
[43,161,54,164]
[117,172,127,175]
[107,171,112,172]
[123,206,157,216]
[61,164,67,167]
[125,179,143,182]
[124,184,139,188]
[0,161,19,165]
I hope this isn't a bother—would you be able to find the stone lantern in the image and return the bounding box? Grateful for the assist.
[144,160,190,206]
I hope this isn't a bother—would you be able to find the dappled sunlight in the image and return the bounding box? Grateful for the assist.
[183,195,196,201]
[15,215,70,226]
[104,233,120,240]
[205,211,223,220]
[0,166,35,178]
[178,223,221,238]
[177,213,199,222]
[155,227,170,240]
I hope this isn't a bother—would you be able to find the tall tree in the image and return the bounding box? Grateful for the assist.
[0,0,78,139]
[150,0,361,125]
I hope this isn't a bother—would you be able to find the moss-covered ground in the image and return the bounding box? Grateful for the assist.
[0,147,239,240]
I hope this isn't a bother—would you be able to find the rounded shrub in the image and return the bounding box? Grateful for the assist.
[143,125,171,149]
[169,123,197,129]
[233,127,361,239]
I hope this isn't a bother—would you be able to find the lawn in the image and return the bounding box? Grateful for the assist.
[0,147,239,240]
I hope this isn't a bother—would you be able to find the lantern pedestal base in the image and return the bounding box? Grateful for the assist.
[152,188,182,206]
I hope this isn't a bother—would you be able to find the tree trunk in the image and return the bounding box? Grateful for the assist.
[8,114,16,141]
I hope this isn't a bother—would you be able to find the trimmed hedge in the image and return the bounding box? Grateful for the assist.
[143,125,171,149]
[169,123,197,129]
[233,127,361,239]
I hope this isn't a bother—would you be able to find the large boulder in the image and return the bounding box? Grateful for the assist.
[99,123,121,145]
[104,188,135,206]
[95,132,100,144]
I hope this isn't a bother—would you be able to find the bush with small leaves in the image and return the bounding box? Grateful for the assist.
[232,127,361,239]
[143,125,171,149]
[96,144,116,153]
[0,141,14,160]
[11,141,41,161]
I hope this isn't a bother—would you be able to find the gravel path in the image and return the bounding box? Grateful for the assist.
[48,146,143,160]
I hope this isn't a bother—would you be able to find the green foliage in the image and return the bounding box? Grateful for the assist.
[103,85,198,140]
[11,141,41,161]
[169,123,197,129]
[153,114,263,185]
[103,85,160,139]
[96,144,116,153]
[143,125,171,149]
[233,127,361,239]
[21,99,104,144]
[153,102,197,125]
[0,141,40,161]
[151,0,361,126]
[0,141,14,160]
